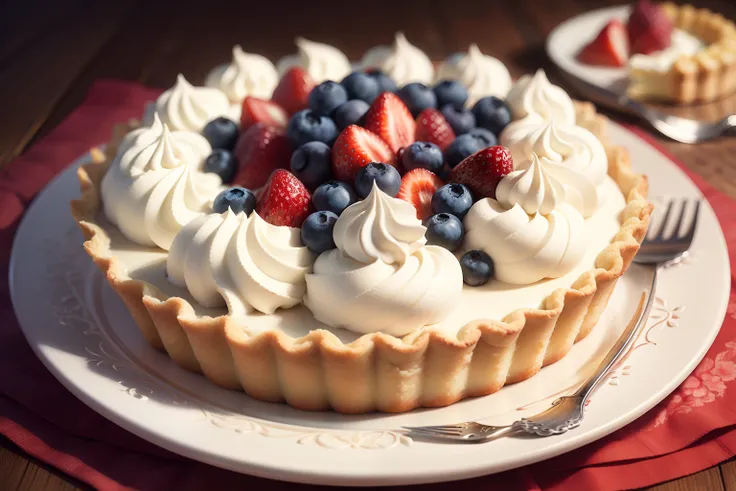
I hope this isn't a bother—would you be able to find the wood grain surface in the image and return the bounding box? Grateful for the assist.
[2,0,736,489]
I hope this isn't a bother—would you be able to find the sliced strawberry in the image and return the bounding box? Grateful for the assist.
[578,20,629,67]
[233,123,292,189]
[415,108,456,151]
[363,92,416,155]
[240,97,288,130]
[271,67,315,115]
[397,168,444,220]
[331,125,397,182]
[627,0,672,55]
[256,169,312,227]
[450,146,513,199]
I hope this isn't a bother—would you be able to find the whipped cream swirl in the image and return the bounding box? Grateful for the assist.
[359,32,434,86]
[276,37,351,83]
[167,209,316,315]
[304,183,462,336]
[436,44,512,105]
[505,69,576,124]
[101,115,222,250]
[496,153,566,216]
[205,45,278,104]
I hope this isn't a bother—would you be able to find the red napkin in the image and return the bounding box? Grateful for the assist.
[1,80,735,491]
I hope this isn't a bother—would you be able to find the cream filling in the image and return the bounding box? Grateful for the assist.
[629,29,704,73]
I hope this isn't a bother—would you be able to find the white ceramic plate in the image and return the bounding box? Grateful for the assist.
[9,122,729,486]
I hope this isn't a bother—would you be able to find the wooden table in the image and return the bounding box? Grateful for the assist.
[2,0,736,489]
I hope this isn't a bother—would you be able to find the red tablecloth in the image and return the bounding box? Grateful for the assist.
[1,80,736,491]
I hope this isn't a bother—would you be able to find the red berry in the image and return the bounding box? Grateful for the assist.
[272,67,315,115]
[627,0,673,55]
[256,169,312,227]
[450,145,514,199]
[364,92,416,155]
[233,124,292,190]
[331,125,397,182]
[240,97,288,130]
[415,108,456,151]
[397,168,444,220]
[578,20,629,67]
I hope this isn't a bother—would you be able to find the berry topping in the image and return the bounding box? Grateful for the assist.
[366,69,398,94]
[308,81,349,116]
[286,109,339,148]
[312,180,357,216]
[402,141,444,173]
[301,210,339,254]
[415,108,456,151]
[578,20,629,67]
[239,97,288,131]
[471,96,512,136]
[433,80,469,110]
[440,105,476,135]
[333,99,370,130]
[331,125,396,182]
[460,250,494,287]
[444,130,496,168]
[397,82,437,117]
[628,0,673,55]
[432,183,474,219]
[354,162,402,198]
[202,117,239,151]
[290,141,333,191]
[423,213,464,252]
[213,187,257,215]
[272,67,315,115]
[396,168,444,220]
[233,124,292,189]
[256,169,312,227]
[469,127,498,146]
[204,149,239,183]
[364,92,416,154]
[450,145,513,199]
[341,72,380,103]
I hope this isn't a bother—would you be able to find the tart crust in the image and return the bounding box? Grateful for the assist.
[71,102,651,413]
[628,2,736,104]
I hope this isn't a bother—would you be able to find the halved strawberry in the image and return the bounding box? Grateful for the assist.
[233,123,292,189]
[363,92,416,155]
[627,0,672,55]
[450,146,513,199]
[578,20,629,67]
[240,97,288,130]
[256,169,312,227]
[397,169,444,220]
[271,67,315,115]
[415,108,456,151]
[331,125,397,182]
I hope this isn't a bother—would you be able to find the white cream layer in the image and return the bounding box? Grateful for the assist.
[629,29,704,72]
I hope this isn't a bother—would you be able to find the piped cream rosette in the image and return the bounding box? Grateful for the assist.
[276,37,352,84]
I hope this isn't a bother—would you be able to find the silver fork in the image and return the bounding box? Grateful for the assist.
[404,198,701,443]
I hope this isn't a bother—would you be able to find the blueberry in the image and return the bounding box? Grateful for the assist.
[341,72,380,103]
[203,149,239,183]
[397,83,437,117]
[469,127,498,146]
[333,100,370,130]
[460,250,494,286]
[402,142,444,173]
[301,211,339,254]
[202,117,239,151]
[423,213,464,252]
[308,81,349,117]
[366,69,397,94]
[290,142,333,191]
[287,110,339,148]
[212,187,256,215]
[440,105,476,135]
[433,80,468,110]
[354,163,402,198]
[432,183,474,219]
[444,131,497,168]
[312,180,357,216]
[472,96,512,135]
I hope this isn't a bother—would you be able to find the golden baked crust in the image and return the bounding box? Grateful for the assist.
[70,103,651,413]
[628,2,736,104]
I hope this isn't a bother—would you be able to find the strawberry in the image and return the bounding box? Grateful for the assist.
[363,92,416,155]
[256,169,312,227]
[450,146,513,199]
[578,20,629,67]
[240,97,288,130]
[627,0,673,55]
[271,67,315,115]
[415,108,456,151]
[331,125,396,182]
[233,124,292,189]
[397,168,444,220]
